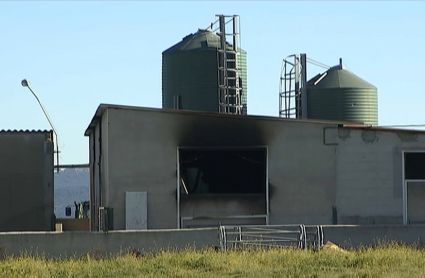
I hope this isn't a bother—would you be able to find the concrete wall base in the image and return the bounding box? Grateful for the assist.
[1,225,425,258]
[0,228,218,258]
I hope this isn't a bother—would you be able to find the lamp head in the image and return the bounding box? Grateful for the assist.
[21,79,29,87]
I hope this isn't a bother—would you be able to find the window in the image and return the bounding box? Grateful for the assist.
[404,152,425,179]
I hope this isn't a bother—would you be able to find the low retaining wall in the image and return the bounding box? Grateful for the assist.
[0,228,217,258]
[322,225,425,248]
[1,225,425,258]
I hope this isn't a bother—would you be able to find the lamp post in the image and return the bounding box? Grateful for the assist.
[21,79,59,172]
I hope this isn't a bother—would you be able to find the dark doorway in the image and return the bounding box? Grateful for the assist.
[179,148,267,195]
[404,152,425,224]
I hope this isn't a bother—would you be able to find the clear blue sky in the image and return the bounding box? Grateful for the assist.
[1,1,424,165]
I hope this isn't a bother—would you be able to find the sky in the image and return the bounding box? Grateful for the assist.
[1,1,425,165]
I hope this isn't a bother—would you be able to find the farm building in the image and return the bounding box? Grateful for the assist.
[85,104,425,231]
[0,130,54,232]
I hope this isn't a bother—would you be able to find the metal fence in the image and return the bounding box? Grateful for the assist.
[219,224,324,250]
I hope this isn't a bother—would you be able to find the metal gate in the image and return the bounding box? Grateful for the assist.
[219,224,324,250]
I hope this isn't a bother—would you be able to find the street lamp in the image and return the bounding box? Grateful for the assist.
[21,79,59,172]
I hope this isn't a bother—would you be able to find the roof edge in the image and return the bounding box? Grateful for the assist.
[84,103,362,136]
[85,104,425,136]
[342,124,425,134]
[0,129,53,133]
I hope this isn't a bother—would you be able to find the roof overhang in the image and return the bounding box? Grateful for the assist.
[84,104,360,137]
[84,104,425,137]
[341,124,425,134]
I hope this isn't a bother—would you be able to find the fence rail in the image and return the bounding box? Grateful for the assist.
[219,224,324,250]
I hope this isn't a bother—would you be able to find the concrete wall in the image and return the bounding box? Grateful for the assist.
[2,225,425,258]
[323,225,425,248]
[0,131,54,232]
[90,107,338,230]
[335,128,425,224]
[268,121,337,225]
[0,228,218,258]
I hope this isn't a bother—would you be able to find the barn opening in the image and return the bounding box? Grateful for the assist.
[178,147,268,228]
[179,148,266,194]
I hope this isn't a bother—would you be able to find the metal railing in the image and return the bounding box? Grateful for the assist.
[219,224,324,250]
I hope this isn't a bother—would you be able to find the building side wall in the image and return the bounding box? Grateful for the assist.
[336,128,425,224]
[0,133,54,231]
[102,108,338,230]
[88,131,95,230]
[101,110,110,209]
[106,109,181,230]
[89,127,100,231]
[268,123,337,225]
[43,139,54,231]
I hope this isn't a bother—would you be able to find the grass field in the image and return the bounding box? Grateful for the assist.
[1,242,425,277]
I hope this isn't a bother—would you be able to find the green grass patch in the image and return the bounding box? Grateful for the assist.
[1,243,425,277]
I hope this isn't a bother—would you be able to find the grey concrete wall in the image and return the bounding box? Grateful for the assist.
[95,107,338,230]
[2,226,425,258]
[0,132,54,232]
[0,228,218,258]
[267,122,337,225]
[106,108,179,229]
[335,128,425,224]
[323,225,425,249]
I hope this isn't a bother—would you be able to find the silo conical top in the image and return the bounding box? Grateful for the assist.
[308,66,376,90]
[307,65,378,125]
[163,29,221,53]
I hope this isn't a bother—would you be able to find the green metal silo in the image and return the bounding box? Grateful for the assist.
[306,64,378,125]
[162,29,248,114]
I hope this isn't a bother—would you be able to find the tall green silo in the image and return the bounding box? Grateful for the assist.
[306,64,378,125]
[162,29,248,114]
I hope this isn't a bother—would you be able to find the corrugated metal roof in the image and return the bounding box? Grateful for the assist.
[0,129,52,133]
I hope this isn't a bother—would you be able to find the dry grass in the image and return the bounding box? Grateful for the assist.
[1,242,425,277]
